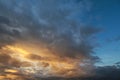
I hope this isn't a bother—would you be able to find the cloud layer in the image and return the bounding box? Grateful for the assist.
[0,0,103,79]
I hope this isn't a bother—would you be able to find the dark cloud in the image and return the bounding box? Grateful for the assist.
[0,0,119,80]
[0,16,10,24]
[0,53,22,67]
[0,0,103,78]
[85,64,120,80]
[0,0,100,59]
[34,65,120,80]
[27,54,42,61]
[0,16,21,47]
[115,61,120,65]
[80,26,102,38]
[94,66,120,80]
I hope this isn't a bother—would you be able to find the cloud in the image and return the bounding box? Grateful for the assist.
[105,35,120,44]
[0,16,21,48]
[80,26,102,38]
[34,64,120,80]
[0,52,31,68]
[0,16,10,24]
[0,0,102,78]
[83,64,120,80]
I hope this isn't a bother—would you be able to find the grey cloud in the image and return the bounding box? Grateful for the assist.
[80,26,102,38]
[0,0,100,62]
[0,16,21,47]
[0,16,10,24]
[34,64,120,80]
[92,65,120,80]
[0,0,102,78]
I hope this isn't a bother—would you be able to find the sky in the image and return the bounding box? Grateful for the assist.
[91,0,120,66]
[0,0,120,80]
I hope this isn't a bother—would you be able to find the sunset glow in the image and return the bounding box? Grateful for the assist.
[0,0,120,80]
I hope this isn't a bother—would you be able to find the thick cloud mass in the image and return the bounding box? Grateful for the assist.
[0,0,99,58]
[1,0,118,80]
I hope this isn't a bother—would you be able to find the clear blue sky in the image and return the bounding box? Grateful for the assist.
[91,0,120,66]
